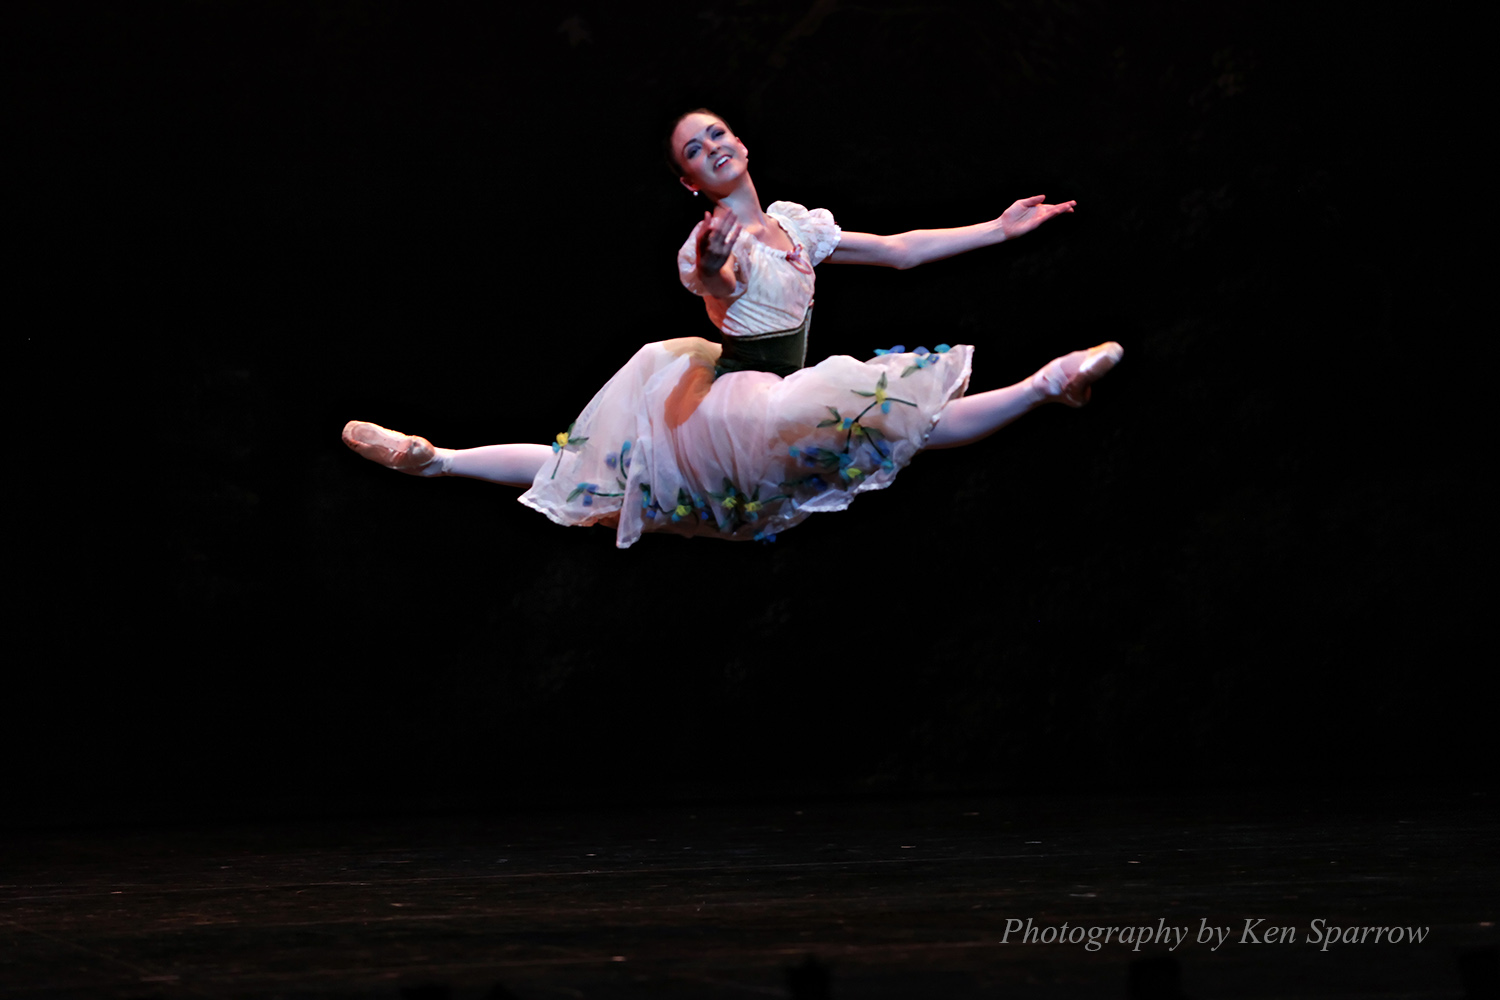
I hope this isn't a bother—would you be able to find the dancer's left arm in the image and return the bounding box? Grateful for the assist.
[826,195,1075,269]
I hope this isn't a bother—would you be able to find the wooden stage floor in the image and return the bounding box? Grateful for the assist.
[3,787,1495,999]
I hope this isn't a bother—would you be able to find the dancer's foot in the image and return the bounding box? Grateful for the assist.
[1032,342,1124,407]
[342,420,448,476]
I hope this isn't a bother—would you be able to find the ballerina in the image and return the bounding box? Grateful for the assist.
[343,109,1121,546]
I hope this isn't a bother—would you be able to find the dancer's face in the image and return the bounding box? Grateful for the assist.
[672,113,748,196]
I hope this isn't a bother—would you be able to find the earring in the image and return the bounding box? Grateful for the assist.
[692,190,700,197]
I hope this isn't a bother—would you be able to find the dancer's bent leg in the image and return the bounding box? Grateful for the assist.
[926,342,1122,449]
[343,421,549,487]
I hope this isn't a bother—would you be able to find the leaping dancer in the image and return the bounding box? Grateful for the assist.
[344,109,1121,546]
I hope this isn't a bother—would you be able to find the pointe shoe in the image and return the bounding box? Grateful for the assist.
[342,420,443,475]
[1033,341,1124,407]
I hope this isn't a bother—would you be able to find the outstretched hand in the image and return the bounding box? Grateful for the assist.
[998,195,1076,241]
[696,208,742,272]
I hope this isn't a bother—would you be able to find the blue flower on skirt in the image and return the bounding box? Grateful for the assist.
[860,433,895,472]
[567,482,606,506]
[902,345,948,377]
[640,483,658,517]
[782,473,829,499]
[791,445,841,469]
[603,440,632,471]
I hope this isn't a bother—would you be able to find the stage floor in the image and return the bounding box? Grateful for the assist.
[3,787,1495,998]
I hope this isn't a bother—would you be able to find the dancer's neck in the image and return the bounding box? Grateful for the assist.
[714,176,766,230]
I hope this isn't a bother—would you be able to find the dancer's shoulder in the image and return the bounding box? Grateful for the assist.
[766,202,841,267]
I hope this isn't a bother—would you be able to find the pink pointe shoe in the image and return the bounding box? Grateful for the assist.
[342,420,444,475]
[1033,342,1124,407]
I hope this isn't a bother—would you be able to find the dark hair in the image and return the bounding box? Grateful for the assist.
[664,107,731,180]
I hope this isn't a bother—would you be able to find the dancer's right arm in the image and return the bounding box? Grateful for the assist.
[695,209,743,298]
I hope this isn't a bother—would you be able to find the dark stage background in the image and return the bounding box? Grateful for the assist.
[12,1,1483,825]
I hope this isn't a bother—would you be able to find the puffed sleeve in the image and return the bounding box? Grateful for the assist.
[766,201,841,267]
[677,221,752,299]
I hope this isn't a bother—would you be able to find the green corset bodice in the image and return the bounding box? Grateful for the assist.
[715,304,813,378]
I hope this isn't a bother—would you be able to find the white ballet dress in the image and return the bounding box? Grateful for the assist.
[519,201,973,547]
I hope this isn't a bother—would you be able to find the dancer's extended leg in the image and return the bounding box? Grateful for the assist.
[926,342,1122,449]
[444,444,551,486]
[925,382,1046,449]
[342,421,549,487]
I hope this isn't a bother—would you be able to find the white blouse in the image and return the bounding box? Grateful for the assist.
[676,201,841,337]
